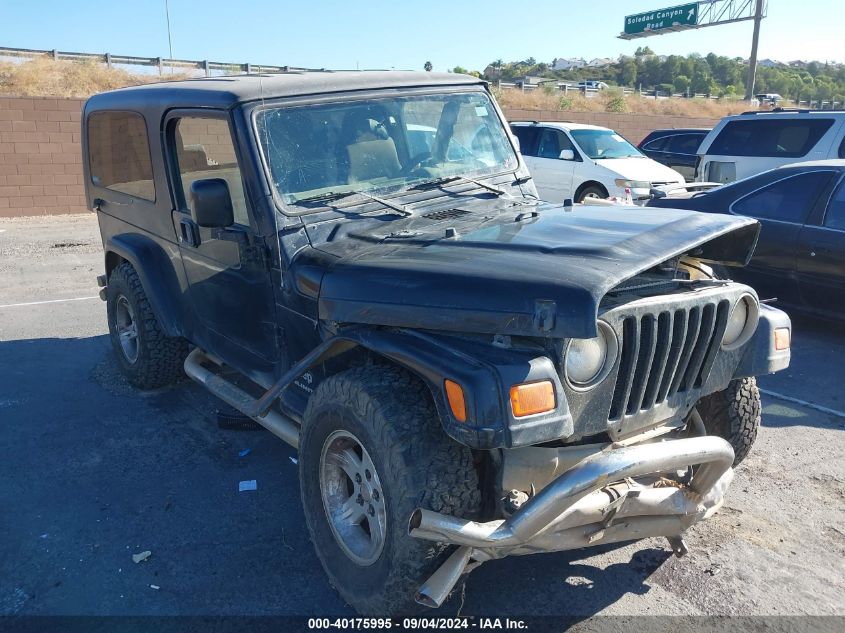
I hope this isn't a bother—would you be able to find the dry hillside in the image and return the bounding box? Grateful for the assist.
[0,58,190,98]
[0,57,755,118]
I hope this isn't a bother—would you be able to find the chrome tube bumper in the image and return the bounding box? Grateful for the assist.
[409,436,734,607]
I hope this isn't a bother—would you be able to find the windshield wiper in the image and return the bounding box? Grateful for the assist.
[293,191,354,205]
[358,191,412,217]
[409,175,510,197]
[408,176,462,191]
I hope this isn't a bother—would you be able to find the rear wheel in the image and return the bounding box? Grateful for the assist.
[696,377,761,466]
[106,263,187,389]
[299,366,481,615]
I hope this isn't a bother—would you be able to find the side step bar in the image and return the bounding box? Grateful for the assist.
[184,348,300,448]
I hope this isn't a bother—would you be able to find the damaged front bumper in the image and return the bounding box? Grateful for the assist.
[408,435,734,608]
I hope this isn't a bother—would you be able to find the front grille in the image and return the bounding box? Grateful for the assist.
[609,300,730,419]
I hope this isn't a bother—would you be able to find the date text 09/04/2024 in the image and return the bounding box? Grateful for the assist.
[307,617,528,629]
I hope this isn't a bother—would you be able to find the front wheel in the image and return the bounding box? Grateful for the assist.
[299,366,481,615]
[576,185,607,202]
[696,377,762,466]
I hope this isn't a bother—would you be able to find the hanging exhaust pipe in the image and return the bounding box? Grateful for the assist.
[415,546,474,609]
[183,348,300,448]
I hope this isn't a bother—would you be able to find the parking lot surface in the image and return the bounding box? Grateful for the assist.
[1,214,844,624]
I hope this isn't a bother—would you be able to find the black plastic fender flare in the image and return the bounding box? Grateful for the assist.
[104,233,186,338]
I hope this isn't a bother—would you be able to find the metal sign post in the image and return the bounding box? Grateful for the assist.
[619,0,768,102]
[744,0,765,100]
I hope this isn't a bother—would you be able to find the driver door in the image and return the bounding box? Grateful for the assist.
[165,111,278,377]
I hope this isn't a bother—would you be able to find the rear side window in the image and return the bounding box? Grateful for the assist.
[824,178,845,231]
[642,136,669,151]
[510,126,540,156]
[87,111,155,201]
[709,118,834,158]
[732,171,833,223]
[839,135,845,159]
[667,133,703,155]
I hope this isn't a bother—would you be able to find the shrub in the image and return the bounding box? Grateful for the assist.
[558,96,573,110]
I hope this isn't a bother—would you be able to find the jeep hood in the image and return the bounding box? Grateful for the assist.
[299,204,759,339]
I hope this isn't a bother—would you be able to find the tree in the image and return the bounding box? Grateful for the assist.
[618,58,637,87]
[453,66,468,75]
[424,61,433,72]
[673,75,691,94]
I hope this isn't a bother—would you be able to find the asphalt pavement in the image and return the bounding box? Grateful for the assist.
[1,214,843,627]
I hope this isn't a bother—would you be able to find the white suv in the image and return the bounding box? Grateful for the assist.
[696,109,845,183]
[510,121,685,203]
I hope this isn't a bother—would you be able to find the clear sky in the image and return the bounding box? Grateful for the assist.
[1,0,841,71]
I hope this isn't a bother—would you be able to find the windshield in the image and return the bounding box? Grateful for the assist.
[570,129,643,160]
[254,91,518,210]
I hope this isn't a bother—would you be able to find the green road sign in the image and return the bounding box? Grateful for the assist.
[624,3,699,35]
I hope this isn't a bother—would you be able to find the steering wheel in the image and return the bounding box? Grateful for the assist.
[402,151,433,176]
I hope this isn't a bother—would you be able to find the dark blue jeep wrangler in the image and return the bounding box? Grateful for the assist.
[84,71,790,615]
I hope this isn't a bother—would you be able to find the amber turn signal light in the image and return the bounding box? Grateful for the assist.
[444,380,467,422]
[774,327,790,351]
[510,381,556,417]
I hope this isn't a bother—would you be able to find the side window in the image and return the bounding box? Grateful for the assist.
[643,136,669,151]
[173,117,250,226]
[667,134,702,155]
[824,178,845,231]
[510,126,540,157]
[537,129,573,159]
[733,171,833,223]
[87,111,155,201]
[709,119,834,158]
[838,135,845,159]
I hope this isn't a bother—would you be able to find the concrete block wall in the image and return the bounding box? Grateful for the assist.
[0,96,87,217]
[0,95,719,217]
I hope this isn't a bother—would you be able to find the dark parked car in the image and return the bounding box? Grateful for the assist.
[638,128,709,181]
[83,72,789,615]
[649,160,845,319]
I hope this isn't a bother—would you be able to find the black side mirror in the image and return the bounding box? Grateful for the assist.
[189,178,234,228]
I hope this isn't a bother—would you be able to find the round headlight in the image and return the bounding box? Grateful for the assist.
[722,294,759,349]
[565,321,618,388]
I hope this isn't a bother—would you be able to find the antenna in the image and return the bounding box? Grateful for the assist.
[164,0,174,71]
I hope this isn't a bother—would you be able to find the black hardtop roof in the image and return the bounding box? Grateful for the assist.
[85,71,485,113]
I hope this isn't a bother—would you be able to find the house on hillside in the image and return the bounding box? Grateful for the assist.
[552,57,586,71]
[759,59,780,68]
[586,57,616,68]
[483,65,502,81]
[514,76,557,90]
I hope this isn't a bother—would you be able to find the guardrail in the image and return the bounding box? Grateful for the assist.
[0,45,317,75]
[493,80,840,109]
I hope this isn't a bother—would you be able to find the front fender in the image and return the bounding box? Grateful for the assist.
[339,329,574,449]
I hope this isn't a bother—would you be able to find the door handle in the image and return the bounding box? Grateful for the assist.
[178,217,200,248]
[810,251,816,257]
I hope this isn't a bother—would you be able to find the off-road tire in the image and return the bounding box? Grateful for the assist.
[106,262,187,389]
[299,365,481,615]
[696,377,761,466]
[576,184,607,202]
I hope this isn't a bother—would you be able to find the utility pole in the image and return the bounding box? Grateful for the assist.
[744,0,764,101]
